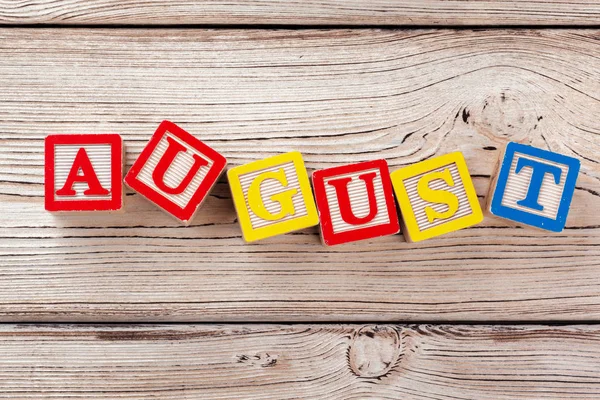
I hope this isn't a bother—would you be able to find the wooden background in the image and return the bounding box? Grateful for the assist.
[1,1,599,398]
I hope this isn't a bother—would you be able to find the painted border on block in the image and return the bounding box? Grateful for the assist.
[490,142,580,232]
[124,121,227,224]
[312,160,399,246]
[44,133,123,212]
[391,152,483,242]
[227,151,319,242]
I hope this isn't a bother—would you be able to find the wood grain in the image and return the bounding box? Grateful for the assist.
[1,1,600,26]
[0,324,599,398]
[0,28,599,322]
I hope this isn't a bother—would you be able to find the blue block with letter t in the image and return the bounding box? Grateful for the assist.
[489,142,580,232]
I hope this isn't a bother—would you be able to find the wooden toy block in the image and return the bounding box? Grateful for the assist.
[390,152,483,242]
[124,121,226,225]
[45,134,123,212]
[312,160,399,246]
[227,151,319,242]
[489,142,580,232]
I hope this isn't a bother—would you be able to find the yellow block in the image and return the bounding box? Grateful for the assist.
[390,152,483,242]
[227,151,319,242]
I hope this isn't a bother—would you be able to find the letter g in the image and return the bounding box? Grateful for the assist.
[247,168,298,220]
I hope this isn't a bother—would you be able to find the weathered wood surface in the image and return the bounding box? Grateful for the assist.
[0,324,599,399]
[0,28,599,322]
[1,1,600,26]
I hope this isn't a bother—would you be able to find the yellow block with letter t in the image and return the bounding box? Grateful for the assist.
[228,151,319,242]
[390,152,483,242]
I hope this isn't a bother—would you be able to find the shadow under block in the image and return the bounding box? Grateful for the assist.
[489,142,580,232]
[390,152,483,242]
[124,120,227,225]
[227,151,319,242]
[312,160,399,246]
[44,133,123,212]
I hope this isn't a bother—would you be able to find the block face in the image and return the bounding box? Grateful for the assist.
[227,152,319,242]
[45,134,123,212]
[124,121,226,224]
[312,160,399,246]
[490,142,580,232]
[391,152,483,242]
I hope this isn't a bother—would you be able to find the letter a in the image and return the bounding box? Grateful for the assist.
[55,148,109,196]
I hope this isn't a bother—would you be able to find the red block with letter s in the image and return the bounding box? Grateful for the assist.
[45,134,123,212]
[124,121,226,224]
[312,159,400,246]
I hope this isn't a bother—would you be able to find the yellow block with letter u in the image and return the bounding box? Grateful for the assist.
[227,151,319,242]
[390,152,483,242]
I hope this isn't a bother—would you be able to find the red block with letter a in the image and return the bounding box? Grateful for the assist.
[312,160,400,246]
[45,134,123,212]
[124,121,226,225]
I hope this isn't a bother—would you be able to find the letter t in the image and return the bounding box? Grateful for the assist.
[515,157,562,211]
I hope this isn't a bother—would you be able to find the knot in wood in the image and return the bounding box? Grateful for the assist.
[474,90,538,143]
[348,325,402,378]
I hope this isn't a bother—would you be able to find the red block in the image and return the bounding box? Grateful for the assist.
[124,121,226,224]
[45,134,123,212]
[312,160,400,246]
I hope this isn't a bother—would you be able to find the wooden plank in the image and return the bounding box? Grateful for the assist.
[0,324,599,398]
[0,28,599,322]
[1,1,600,26]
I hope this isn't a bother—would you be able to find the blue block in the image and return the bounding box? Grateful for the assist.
[490,142,580,232]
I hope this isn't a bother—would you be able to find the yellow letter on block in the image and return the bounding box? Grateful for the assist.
[390,152,483,242]
[228,151,319,242]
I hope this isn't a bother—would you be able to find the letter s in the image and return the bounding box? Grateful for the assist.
[416,169,459,223]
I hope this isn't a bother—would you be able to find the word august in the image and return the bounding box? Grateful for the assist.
[45,121,581,245]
